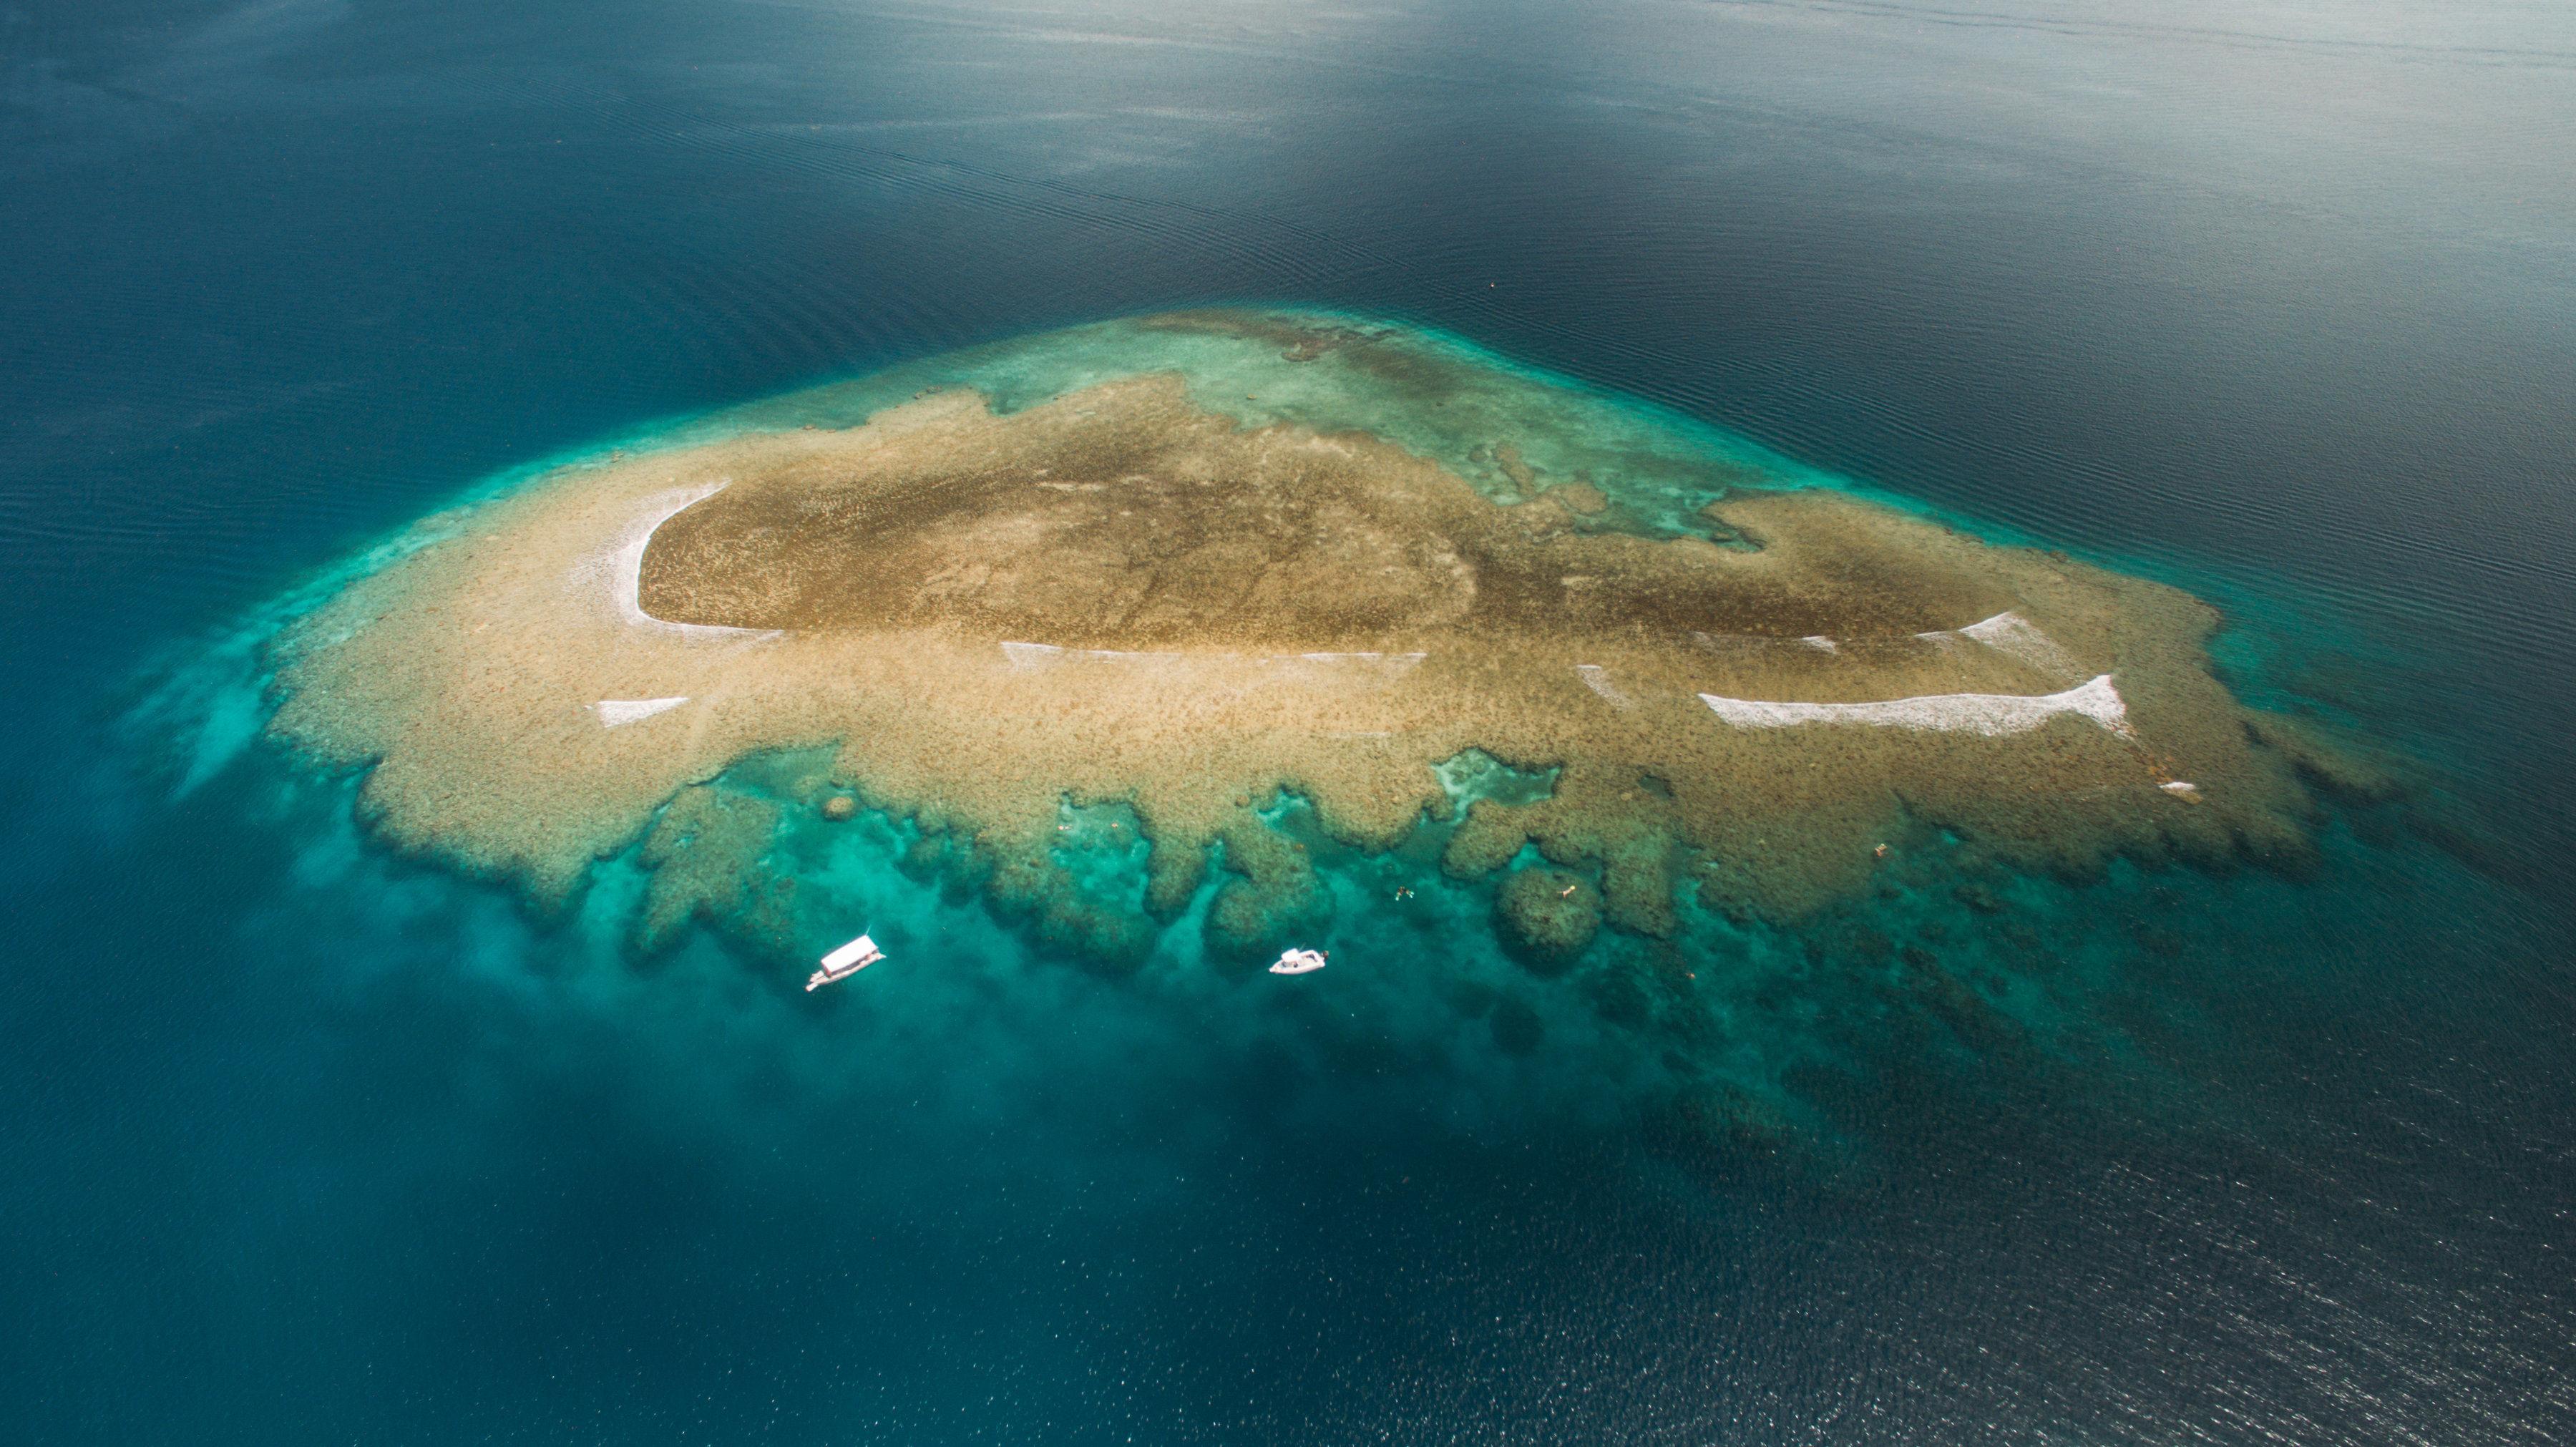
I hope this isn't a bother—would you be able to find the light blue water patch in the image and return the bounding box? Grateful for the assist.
[1046,799,1155,905]
[1433,748,1561,812]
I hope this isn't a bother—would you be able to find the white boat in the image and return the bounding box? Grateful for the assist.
[806,932,885,991]
[1269,947,1328,975]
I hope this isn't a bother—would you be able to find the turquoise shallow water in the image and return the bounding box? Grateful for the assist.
[7,1,2574,1441]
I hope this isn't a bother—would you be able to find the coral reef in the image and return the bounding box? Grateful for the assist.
[265,311,2363,961]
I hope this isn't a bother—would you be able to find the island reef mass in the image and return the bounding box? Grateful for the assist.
[265,311,2368,965]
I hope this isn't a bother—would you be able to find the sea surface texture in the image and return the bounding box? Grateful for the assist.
[5,3,2572,1443]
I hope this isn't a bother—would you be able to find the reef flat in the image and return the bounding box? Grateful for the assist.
[267,310,2357,963]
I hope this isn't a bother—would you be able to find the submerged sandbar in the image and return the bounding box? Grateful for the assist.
[268,310,2339,958]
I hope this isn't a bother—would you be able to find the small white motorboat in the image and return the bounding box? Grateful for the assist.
[1269,947,1328,975]
[807,932,885,991]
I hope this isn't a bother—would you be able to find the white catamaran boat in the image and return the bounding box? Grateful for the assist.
[806,932,886,991]
[1269,947,1328,975]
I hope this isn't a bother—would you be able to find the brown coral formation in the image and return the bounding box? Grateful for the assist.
[634,786,793,953]
[1496,867,1603,968]
[266,330,2345,957]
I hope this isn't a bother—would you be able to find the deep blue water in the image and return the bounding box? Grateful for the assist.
[6,1,2574,1441]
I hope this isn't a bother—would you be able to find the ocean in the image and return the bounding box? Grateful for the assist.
[4,1,2572,1441]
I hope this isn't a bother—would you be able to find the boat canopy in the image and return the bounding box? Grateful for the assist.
[1269,947,1327,975]
[821,934,882,973]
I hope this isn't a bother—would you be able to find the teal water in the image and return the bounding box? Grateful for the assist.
[7,2,2573,1441]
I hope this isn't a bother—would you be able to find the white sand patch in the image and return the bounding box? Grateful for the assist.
[1699,673,2131,738]
[1002,642,1425,681]
[1080,648,1182,663]
[1689,615,2077,678]
[1575,663,1633,707]
[997,642,1184,666]
[582,483,776,642]
[1000,640,1065,668]
[1958,609,2079,676]
[595,696,691,727]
